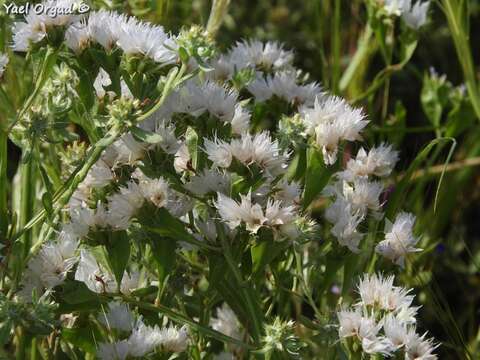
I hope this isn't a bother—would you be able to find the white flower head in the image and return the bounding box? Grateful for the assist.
[99,302,135,332]
[0,53,9,77]
[65,20,90,53]
[338,143,399,181]
[88,10,125,50]
[405,330,438,360]
[156,325,189,353]
[75,250,117,293]
[302,96,368,165]
[137,174,170,208]
[185,169,231,196]
[174,143,191,173]
[117,17,177,64]
[12,0,81,51]
[21,236,78,296]
[210,303,242,340]
[229,131,289,176]
[204,137,233,168]
[97,340,129,360]
[402,1,430,29]
[376,212,422,268]
[106,181,144,229]
[229,39,294,71]
[215,192,267,234]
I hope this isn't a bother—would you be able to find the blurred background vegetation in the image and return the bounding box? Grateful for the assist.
[1,0,480,358]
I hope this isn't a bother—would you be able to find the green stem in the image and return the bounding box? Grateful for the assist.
[7,47,58,133]
[331,0,341,93]
[441,0,480,120]
[339,25,373,93]
[206,0,231,37]
[0,130,7,239]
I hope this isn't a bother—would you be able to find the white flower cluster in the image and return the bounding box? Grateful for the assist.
[210,303,243,341]
[376,212,422,268]
[323,144,399,252]
[12,0,81,51]
[337,273,438,359]
[0,53,8,77]
[382,0,430,29]
[97,302,188,359]
[13,4,177,64]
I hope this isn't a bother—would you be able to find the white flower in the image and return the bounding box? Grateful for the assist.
[65,20,90,53]
[93,68,112,98]
[302,96,368,165]
[202,81,238,122]
[357,317,392,356]
[84,159,114,188]
[99,302,135,332]
[356,273,415,313]
[325,198,364,252]
[383,0,407,16]
[274,180,302,206]
[0,53,9,77]
[247,72,321,106]
[185,169,231,196]
[383,314,408,350]
[88,10,125,50]
[21,236,78,295]
[229,132,289,176]
[97,340,129,360]
[127,320,162,357]
[210,303,242,340]
[12,0,81,51]
[117,17,177,64]
[376,212,422,268]
[215,192,266,234]
[357,273,396,308]
[206,54,235,81]
[137,175,170,208]
[231,104,251,134]
[204,137,233,168]
[166,191,194,217]
[229,40,294,71]
[174,143,191,172]
[112,133,147,166]
[75,250,117,293]
[405,330,438,360]
[264,199,297,232]
[342,179,384,218]
[338,143,399,181]
[337,307,392,355]
[106,181,144,229]
[402,1,430,29]
[337,307,363,339]
[119,270,142,295]
[156,325,189,353]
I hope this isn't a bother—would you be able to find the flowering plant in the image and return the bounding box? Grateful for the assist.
[0,0,464,358]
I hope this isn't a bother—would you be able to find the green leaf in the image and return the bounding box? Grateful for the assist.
[62,327,102,354]
[149,233,177,284]
[386,137,456,218]
[131,126,163,144]
[140,207,196,244]
[185,126,198,169]
[105,231,131,286]
[60,281,101,305]
[303,148,336,208]
[251,236,289,275]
